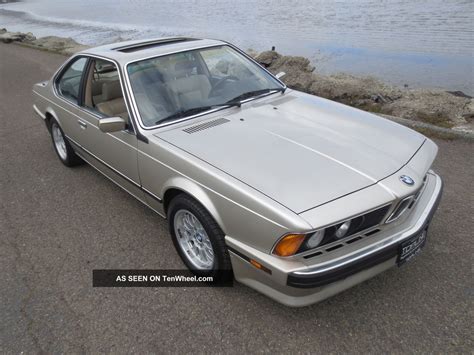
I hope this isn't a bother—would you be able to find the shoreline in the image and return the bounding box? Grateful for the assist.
[1,28,472,136]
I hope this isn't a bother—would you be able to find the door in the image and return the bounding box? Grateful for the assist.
[54,56,90,144]
[74,57,142,195]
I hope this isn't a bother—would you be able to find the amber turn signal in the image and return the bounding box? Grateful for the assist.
[250,259,272,274]
[273,234,306,257]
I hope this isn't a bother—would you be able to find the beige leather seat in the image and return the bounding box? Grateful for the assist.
[91,80,104,104]
[129,69,175,124]
[96,81,128,120]
[166,61,211,108]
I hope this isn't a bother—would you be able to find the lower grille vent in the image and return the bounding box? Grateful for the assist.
[304,228,382,259]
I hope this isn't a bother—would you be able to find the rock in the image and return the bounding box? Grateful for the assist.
[384,89,472,127]
[271,55,315,73]
[29,36,89,54]
[0,31,26,43]
[0,29,88,54]
[255,52,314,91]
[371,94,391,104]
[252,50,472,131]
[24,32,36,42]
[0,30,35,43]
[246,48,259,58]
[447,91,472,99]
[255,50,281,67]
[308,73,401,104]
[261,53,316,91]
[462,99,474,123]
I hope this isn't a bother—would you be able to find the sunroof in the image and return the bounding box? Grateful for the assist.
[114,38,199,53]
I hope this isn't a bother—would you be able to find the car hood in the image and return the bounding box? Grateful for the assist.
[156,92,425,213]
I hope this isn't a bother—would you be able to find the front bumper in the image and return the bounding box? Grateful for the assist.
[226,171,443,307]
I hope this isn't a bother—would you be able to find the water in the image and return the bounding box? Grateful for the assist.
[1,0,473,94]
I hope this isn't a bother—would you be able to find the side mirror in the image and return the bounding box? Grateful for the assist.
[98,117,126,133]
[275,71,286,79]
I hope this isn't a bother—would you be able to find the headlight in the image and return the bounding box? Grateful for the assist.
[273,230,324,257]
[304,230,325,248]
[273,205,390,257]
[273,220,356,257]
[335,220,351,239]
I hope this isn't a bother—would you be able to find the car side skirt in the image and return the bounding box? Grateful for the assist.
[68,137,166,218]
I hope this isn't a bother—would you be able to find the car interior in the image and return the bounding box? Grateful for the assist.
[72,46,276,128]
[82,55,215,125]
[127,48,263,126]
[84,59,129,122]
[128,53,215,125]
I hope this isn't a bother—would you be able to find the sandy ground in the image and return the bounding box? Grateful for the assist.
[0,43,473,353]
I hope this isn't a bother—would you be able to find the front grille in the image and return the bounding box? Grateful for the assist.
[302,175,430,259]
[386,196,413,223]
[386,174,428,223]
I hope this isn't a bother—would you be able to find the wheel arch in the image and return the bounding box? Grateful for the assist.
[161,177,226,234]
[44,107,61,131]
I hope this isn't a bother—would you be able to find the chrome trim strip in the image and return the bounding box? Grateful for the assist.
[292,174,442,276]
[73,148,166,218]
[67,135,141,188]
[385,174,428,224]
[142,187,163,202]
[385,195,414,223]
[112,37,195,51]
[33,104,46,119]
[223,41,287,89]
[68,136,163,204]
[33,90,137,150]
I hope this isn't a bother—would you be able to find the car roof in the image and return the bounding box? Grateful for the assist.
[78,37,227,65]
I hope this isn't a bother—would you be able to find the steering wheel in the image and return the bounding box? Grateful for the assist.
[209,75,240,97]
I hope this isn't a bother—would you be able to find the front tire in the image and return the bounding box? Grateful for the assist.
[167,194,232,282]
[49,119,83,167]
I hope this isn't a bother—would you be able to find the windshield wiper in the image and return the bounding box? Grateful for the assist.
[156,102,241,125]
[224,87,284,106]
[155,88,284,125]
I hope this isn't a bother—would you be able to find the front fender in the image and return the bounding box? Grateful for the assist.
[161,176,226,233]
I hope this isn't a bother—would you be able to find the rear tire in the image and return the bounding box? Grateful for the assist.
[49,118,83,167]
[167,194,233,282]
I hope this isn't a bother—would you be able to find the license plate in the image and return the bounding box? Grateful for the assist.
[397,229,427,266]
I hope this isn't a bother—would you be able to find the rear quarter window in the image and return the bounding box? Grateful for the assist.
[56,57,88,102]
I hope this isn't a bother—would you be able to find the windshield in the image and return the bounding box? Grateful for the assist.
[127,45,283,127]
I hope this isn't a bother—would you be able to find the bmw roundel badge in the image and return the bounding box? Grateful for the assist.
[399,175,415,186]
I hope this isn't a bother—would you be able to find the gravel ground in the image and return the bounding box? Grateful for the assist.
[1,43,473,354]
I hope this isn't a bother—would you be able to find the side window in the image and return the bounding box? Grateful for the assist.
[84,59,129,122]
[57,57,88,102]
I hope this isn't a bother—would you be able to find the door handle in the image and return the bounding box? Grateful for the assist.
[78,120,87,129]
